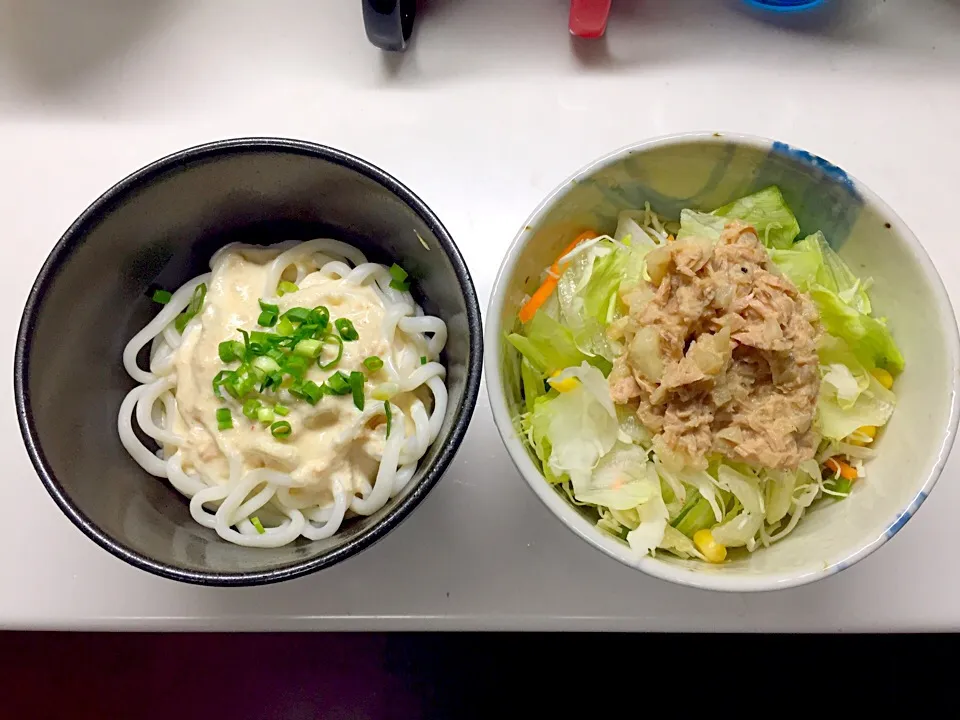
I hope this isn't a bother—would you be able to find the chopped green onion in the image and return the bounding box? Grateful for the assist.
[152,289,172,305]
[384,401,392,438]
[175,283,206,333]
[310,306,330,330]
[224,368,255,399]
[420,356,427,365]
[216,408,233,431]
[270,420,292,439]
[294,338,322,358]
[325,371,351,395]
[335,318,359,341]
[242,398,262,420]
[248,331,274,354]
[277,281,299,296]
[257,407,275,424]
[218,340,246,363]
[260,371,283,392]
[282,307,312,324]
[274,404,290,416]
[363,356,384,372]
[318,335,344,370]
[299,380,323,405]
[212,370,232,400]
[389,263,410,291]
[259,299,279,315]
[283,354,309,379]
[251,356,281,375]
[350,371,365,411]
[250,516,266,534]
[275,316,295,336]
[371,382,399,401]
[257,309,278,327]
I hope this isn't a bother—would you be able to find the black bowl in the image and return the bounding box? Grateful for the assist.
[15,137,483,586]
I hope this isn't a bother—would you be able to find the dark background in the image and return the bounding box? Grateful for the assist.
[0,632,951,717]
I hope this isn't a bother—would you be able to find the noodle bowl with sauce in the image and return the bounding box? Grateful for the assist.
[119,239,448,548]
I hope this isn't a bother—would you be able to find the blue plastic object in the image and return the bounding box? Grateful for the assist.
[744,0,825,11]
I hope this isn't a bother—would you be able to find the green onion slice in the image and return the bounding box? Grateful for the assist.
[420,356,427,365]
[282,307,312,324]
[218,340,246,363]
[318,334,344,370]
[270,420,292,439]
[242,398,262,420]
[277,281,299,296]
[275,316,295,336]
[325,371,351,395]
[349,371,365,411]
[310,306,330,330]
[388,263,410,291]
[259,299,279,315]
[283,354,309,380]
[216,407,233,430]
[250,516,266,534]
[212,370,232,400]
[293,338,322,358]
[251,356,281,375]
[299,380,323,405]
[363,356,384,372]
[274,404,290,416]
[335,318,359,341]
[152,289,172,305]
[257,310,278,327]
[384,401,392,438]
[257,407,275,424]
[175,283,206,333]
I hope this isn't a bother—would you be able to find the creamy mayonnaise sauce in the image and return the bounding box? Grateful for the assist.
[169,247,423,506]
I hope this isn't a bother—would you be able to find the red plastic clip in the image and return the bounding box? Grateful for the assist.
[569,0,612,38]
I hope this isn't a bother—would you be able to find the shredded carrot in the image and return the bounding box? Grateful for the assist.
[825,457,858,481]
[518,231,598,323]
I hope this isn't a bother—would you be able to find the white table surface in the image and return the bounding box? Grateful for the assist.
[2,0,959,631]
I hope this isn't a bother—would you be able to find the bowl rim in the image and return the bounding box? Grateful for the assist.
[485,130,960,592]
[15,136,484,586]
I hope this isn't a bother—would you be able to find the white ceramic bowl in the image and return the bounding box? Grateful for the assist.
[486,132,960,592]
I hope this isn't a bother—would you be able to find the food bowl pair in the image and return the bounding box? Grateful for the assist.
[17,134,959,591]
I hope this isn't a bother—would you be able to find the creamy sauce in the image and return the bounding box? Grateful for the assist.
[170,248,423,505]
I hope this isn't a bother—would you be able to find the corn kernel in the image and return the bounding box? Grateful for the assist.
[548,370,579,393]
[693,529,727,564]
[871,367,894,390]
[848,425,878,446]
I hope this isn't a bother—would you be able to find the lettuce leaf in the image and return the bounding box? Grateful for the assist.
[818,368,896,441]
[520,357,545,414]
[507,311,611,376]
[530,363,619,485]
[712,186,801,249]
[809,286,904,372]
[575,442,658,510]
[816,334,896,440]
[556,240,649,363]
[811,232,872,314]
[769,233,822,289]
[677,209,728,242]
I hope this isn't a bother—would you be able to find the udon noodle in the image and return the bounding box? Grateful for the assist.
[119,239,448,547]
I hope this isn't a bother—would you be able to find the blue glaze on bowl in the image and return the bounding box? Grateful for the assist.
[745,0,825,12]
